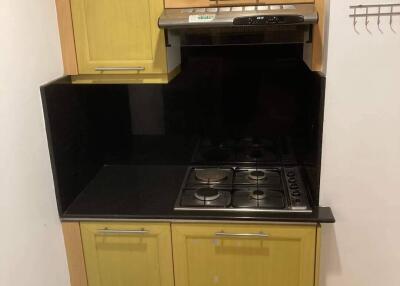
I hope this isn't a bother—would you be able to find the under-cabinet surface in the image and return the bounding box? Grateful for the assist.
[165,0,314,9]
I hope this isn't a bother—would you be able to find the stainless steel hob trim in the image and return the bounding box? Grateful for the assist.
[174,166,312,213]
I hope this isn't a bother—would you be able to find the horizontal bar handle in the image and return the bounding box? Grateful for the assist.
[95,67,145,71]
[350,12,400,17]
[215,231,269,238]
[350,4,400,9]
[97,228,148,235]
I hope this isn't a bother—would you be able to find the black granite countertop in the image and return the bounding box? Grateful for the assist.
[63,165,335,223]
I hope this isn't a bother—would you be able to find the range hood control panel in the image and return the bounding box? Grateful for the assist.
[233,15,304,25]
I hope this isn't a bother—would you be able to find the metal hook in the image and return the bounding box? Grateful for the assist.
[377,6,383,33]
[353,7,359,34]
[377,6,381,27]
[389,5,396,32]
[365,7,372,33]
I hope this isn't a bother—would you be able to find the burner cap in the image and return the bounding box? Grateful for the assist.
[248,170,267,181]
[195,169,228,183]
[250,189,267,200]
[194,188,221,201]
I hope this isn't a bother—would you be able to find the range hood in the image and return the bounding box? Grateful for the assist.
[159,4,318,29]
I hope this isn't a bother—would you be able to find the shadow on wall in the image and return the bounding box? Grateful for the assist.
[320,224,342,286]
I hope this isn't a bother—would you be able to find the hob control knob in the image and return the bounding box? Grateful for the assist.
[287,171,295,177]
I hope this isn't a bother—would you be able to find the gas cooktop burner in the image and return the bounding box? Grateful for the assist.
[232,189,285,209]
[187,168,234,186]
[250,189,267,200]
[176,166,311,212]
[195,169,228,183]
[193,137,284,164]
[248,170,267,181]
[194,188,221,201]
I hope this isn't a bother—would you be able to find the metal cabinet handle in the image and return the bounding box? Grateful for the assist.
[96,228,148,235]
[95,67,145,71]
[215,231,269,238]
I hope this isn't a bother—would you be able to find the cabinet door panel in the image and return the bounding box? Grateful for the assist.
[172,224,316,286]
[71,0,166,74]
[81,222,174,286]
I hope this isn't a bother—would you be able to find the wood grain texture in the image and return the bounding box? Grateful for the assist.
[80,222,174,286]
[165,0,313,8]
[172,223,317,286]
[314,224,322,286]
[311,0,325,72]
[62,222,88,286]
[55,0,78,75]
[71,0,167,75]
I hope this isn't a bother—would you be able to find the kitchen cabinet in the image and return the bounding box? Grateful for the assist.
[172,223,317,286]
[55,0,180,83]
[71,0,166,75]
[80,222,174,286]
[165,0,314,9]
[62,222,321,286]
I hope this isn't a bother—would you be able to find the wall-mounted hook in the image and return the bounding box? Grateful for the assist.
[377,6,383,33]
[365,7,372,33]
[349,3,400,34]
[390,5,396,32]
[353,7,359,33]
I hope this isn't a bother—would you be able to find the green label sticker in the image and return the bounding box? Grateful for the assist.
[189,14,216,23]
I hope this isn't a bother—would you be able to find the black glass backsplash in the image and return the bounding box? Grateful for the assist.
[41,45,325,214]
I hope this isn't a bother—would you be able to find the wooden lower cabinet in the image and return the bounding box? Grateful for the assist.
[172,223,317,286]
[80,222,174,286]
[64,222,319,286]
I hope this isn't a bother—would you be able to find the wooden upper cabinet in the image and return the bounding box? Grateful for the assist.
[70,0,167,75]
[165,0,314,8]
[80,222,174,286]
[172,223,317,286]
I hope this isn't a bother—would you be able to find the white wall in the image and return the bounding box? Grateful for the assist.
[0,1,70,286]
[320,1,400,285]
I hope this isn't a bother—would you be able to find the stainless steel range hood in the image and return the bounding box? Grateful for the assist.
[159,4,318,29]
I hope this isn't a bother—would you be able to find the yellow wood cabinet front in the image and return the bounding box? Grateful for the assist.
[80,222,174,286]
[172,223,317,286]
[70,0,167,75]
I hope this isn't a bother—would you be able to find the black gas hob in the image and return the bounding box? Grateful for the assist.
[175,166,311,213]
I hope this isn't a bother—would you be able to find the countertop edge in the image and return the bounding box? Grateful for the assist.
[60,207,335,224]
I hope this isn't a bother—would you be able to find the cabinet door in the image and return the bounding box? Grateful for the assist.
[81,222,174,286]
[71,0,166,74]
[172,223,316,286]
